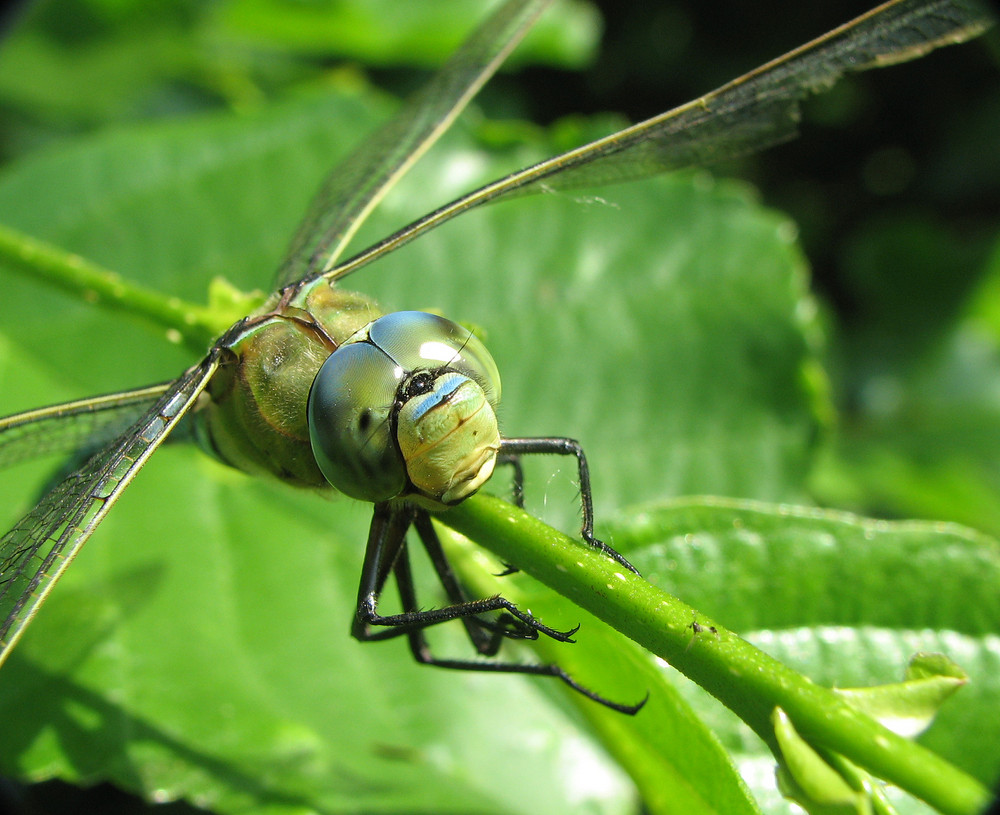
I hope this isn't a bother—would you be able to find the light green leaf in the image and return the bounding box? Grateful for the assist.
[0,71,814,812]
[835,654,968,739]
[207,0,601,69]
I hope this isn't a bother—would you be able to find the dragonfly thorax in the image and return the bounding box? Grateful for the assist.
[193,281,380,489]
[307,311,502,509]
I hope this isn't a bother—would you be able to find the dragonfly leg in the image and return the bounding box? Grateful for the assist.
[491,454,524,577]
[352,504,646,713]
[495,453,525,509]
[352,503,578,646]
[498,437,639,575]
[412,511,532,653]
[396,514,645,715]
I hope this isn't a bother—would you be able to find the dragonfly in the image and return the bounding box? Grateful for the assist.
[0,0,993,713]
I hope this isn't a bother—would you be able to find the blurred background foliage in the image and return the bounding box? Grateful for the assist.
[0,0,997,812]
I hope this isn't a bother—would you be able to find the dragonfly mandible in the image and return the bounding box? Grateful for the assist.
[0,0,994,712]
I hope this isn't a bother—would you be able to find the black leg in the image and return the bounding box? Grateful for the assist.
[495,453,525,509]
[397,514,646,716]
[492,455,525,577]
[350,503,645,714]
[350,501,411,643]
[498,437,639,575]
[412,512,534,653]
[352,503,578,644]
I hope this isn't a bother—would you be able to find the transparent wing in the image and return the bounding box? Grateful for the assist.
[0,357,219,666]
[275,0,552,287]
[0,384,170,470]
[323,0,995,283]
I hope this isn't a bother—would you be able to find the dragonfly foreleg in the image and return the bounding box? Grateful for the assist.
[494,454,525,509]
[491,455,525,577]
[498,437,639,575]
[352,503,577,646]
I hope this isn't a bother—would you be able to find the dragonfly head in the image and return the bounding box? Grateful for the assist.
[307,311,502,509]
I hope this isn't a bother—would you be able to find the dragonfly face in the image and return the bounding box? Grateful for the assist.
[307,310,503,508]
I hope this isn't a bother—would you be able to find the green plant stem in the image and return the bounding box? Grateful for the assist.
[0,222,224,352]
[445,494,991,815]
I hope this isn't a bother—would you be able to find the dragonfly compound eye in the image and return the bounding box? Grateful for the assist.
[308,311,503,507]
[308,341,407,502]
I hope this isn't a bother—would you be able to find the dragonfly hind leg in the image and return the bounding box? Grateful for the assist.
[352,502,644,714]
[498,437,639,575]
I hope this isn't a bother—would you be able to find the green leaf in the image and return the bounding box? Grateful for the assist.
[441,525,762,815]
[0,66,818,813]
[834,654,968,739]
[0,4,995,815]
[0,0,599,146]
[602,498,1000,801]
[207,0,601,69]
[446,496,992,815]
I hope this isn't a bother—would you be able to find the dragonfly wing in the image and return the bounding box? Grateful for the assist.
[0,356,219,666]
[274,0,553,288]
[0,383,170,470]
[324,0,995,282]
[501,0,998,191]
